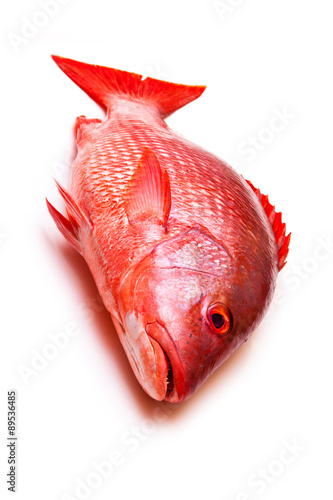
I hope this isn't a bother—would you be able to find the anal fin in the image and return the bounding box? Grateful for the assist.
[75,115,102,144]
[46,199,81,253]
[46,181,93,253]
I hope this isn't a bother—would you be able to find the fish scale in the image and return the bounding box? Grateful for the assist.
[73,114,263,253]
[47,56,290,403]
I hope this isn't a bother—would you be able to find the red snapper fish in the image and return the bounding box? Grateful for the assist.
[47,56,290,403]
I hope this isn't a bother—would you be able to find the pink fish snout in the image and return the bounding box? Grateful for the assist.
[118,252,237,402]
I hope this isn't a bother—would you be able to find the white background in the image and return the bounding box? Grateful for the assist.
[1,1,333,499]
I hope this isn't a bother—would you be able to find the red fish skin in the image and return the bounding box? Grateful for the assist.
[73,101,277,305]
[48,57,287,403]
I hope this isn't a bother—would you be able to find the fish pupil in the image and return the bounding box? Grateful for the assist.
[212,313,225,330]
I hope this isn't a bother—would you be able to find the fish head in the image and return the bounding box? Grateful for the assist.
[116,226,277,403]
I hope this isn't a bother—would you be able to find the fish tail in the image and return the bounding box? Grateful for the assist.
[51,55,206,118]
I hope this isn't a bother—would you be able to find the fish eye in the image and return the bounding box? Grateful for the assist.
[207,302,233,335]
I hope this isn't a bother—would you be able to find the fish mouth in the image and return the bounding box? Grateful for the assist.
[146,321,185,403]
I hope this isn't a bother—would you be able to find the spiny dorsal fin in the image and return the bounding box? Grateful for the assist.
[46,181,93,253]
[124,148,171,228]
[245,178,291,271]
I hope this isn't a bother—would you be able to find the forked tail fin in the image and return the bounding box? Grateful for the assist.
[51,55,206,118]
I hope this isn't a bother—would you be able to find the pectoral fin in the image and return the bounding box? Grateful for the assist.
[124,148,171,228]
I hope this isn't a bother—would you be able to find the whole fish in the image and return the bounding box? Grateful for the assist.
[47,56,290,403]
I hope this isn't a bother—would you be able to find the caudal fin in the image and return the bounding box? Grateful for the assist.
[51,55,206,118]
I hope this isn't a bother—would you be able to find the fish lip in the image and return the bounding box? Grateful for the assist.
[112,314,169,401]
[145,321,186,403]
[155,265,221,277]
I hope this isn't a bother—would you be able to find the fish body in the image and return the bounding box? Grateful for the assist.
[47,56,290,403]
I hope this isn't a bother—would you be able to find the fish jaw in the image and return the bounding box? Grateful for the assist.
[115,228,234,402]
[145,321,186,403]
[111,313,170,401]
[113,312,186,402]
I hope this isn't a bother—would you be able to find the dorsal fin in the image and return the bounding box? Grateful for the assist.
[124,148,171,227]
[46,181,93,253]
[245,179,291,271]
